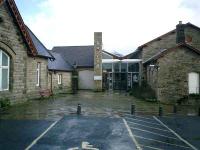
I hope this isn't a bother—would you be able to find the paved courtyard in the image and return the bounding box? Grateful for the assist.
[0,91,199,150]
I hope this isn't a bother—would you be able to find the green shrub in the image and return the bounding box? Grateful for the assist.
[129,81,156,102]
[0,98,11,108]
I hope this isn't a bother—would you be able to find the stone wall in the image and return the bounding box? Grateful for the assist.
[26,57,48,99]
[156,47,200,103]
[185,26,200,50]
[0,3,49,103]
[48,71,72,94]
[94,32,102,91]
[0,3,28,104]
[142,32,177,62]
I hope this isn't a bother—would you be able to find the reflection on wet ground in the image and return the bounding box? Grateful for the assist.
[0,91,198,121]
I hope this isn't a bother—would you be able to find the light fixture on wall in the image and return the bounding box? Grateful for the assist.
[149,64,159,70]
[73,61,77,69]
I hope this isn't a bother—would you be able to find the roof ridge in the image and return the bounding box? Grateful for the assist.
[5,0,37,56]
[143,43,200,64]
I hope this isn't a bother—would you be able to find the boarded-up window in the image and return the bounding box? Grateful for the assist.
[188,72,199,94]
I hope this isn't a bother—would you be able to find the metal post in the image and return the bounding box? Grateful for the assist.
[77,104,81,115]
[159,106,163,116]
[173,105,177,114]
[131,104,135,115]
[198,107,200,116]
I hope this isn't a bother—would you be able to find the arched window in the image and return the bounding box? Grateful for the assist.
[0,50,10,91]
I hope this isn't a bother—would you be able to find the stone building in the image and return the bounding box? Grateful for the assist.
[1,0,200,105]
[0,0,54,104]
[48,51,73,94]
[128,21,200,103]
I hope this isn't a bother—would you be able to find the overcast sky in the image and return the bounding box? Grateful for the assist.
[15,0,200,55]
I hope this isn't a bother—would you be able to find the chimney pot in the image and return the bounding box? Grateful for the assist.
[179,21,182,25]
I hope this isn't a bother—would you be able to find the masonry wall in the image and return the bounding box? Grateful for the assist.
[142,32,177,62]
[0,3,29,104]
[48,72,72,94]
[0,3,49,104]
[156,47,200,103]
[26,57,48,99]
[185,26,200,50]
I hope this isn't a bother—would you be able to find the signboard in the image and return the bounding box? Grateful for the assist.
[94,76,102,81]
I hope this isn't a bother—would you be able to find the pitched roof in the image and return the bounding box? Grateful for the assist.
[123,48,141,59]
[143,43,200,65]
[48,51,73,71]
[26,26,54,59]
[102,50,121,59]
[138,22,200,49]
[1,0,37,56]
[52,46,94,68]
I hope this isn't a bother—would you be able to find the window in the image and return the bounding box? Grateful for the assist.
[102,63,112,72]
[113,62,120,72]
[36,62,41,86]
[188,72,199,94]
[128,63,139,72]
[58,74,62,85]
[121,63,127,72]
[0,50,10,91]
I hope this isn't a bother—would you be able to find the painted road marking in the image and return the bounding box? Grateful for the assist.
[25,118,61,150]
[130,127,179,140]
[135,135,191,149]
[153,116,198,150]
[122,118,142,150]
[127,121,171,132]
[124,117,163,127]
[124,114,156,121]
[140,144,164,150]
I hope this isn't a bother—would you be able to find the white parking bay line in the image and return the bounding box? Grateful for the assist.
[153,116,198,150]
[135,135,191,149]
[123,119,142,150]
[124,117,163,126]
[126,114,156,122]
[130,127,179,140]
[127,121,171,132]
[140,144,164,150]
[25,118,61,150]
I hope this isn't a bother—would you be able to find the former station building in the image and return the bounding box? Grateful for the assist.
[0,0,200,104]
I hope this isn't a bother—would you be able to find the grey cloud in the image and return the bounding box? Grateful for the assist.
[180,0,200,11]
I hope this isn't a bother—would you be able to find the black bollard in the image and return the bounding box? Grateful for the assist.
[173,105,177,114]
[77,104,81,115]
[131,104,135,115]
[159,106,163,116]
[198,107,200,116]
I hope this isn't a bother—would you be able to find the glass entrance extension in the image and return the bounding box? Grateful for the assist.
[102,59,141,91]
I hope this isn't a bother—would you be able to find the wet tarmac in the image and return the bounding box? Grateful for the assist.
[0,91,198,121]
[0,91,199,150]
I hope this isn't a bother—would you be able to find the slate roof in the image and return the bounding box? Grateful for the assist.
[1,0,37,56]
[143,43,200,65]
[26,26,54,59]
[48,51,73,71]
[52,46,94,68]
